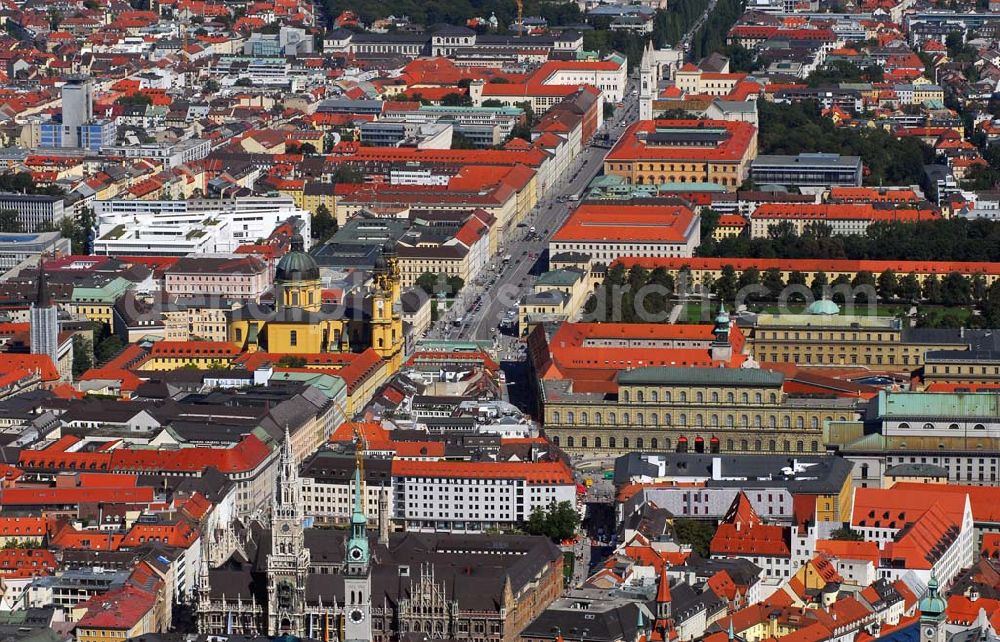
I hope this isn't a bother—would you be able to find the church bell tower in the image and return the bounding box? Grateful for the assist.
[344,464,373,641]
[370,242,404,370]
[919,575,946,642]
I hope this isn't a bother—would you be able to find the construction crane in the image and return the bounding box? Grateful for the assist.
[516,0,524,36]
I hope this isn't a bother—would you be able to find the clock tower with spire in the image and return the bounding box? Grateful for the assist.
[919,575,947,642]
[266,427,310,635]
[344,464,372,641]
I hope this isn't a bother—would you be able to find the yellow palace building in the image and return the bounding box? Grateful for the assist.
[228,234,404,371]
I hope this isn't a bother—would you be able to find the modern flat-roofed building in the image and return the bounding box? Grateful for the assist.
[0,194,66,232]
[604,119,758,191]
[0,231,70,270]
[93,197,310,254]
[750,153,862,188]
[614,452,855,523]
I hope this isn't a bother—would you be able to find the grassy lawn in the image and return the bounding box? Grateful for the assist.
[917,306,974,327]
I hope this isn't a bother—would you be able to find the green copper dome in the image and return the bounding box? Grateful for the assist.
[919,576,946,619]
[807,297,840,315]
[275,234,319,282]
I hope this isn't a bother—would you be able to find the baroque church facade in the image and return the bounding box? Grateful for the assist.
[228,235,404,371]
[195,433,565,641]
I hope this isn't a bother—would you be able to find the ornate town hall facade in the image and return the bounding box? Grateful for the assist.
[195,433,565,641]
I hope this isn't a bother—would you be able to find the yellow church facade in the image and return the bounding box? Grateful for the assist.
[228,236,404,371]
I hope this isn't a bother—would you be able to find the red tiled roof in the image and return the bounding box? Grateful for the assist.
[982,532,1000,560]
[606,120,756,163]
[0,354,59,381]
[110,434,271,474]
[816,539,880,566]
[852,486,967,529]
[880,502,959,570]
[330,421,445,458]
[0,517,45,538]
[752,203,939,222]
[947,594,1000,625]
[552,203,696,243]
[539,322,748,380]
[0,486,154,506]
[121,521,199,549]
[0,548,56,578]
[76,584,157,629]
[711,492,791,557]
[891,482,1000,524]
[147,341,241,357]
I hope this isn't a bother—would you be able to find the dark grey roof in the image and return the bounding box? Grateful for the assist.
[751,153,862,168]
[521,600,644,642]
[884,463,948,477]
[614,453,853,494]
[211,528,561,612]
[300,450,392,485]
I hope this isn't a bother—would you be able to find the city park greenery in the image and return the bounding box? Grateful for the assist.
[584,216,1000,328]
[415,272,466,297]
[755,101,934,187]
[319,0,715,68]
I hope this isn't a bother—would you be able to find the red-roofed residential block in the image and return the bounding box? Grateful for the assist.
[74,584,159,634]
[605,120,757,192]
[550,203,700,260]
[0,549,57,578]
[710,493,791,578]
[750,203,939,237]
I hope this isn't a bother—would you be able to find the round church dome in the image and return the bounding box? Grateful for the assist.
[275,234,319,282]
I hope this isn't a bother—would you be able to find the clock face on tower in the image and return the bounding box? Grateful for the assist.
[281,523,290,533]
[925,628,935,639]
[349,546,364,561]
[349,608,366,623]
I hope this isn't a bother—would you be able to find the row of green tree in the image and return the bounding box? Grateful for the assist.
[415,272,465,297]
[705,263,989,309]
[585,261,1000,328]
[598,261,991,309]
[320,0,579,33]
[699,217,1000,264]
[582,263,676,322]
[756,101,934,186]
[687,0,744,60]
[524,500,580,542]
[803,60,884,87]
